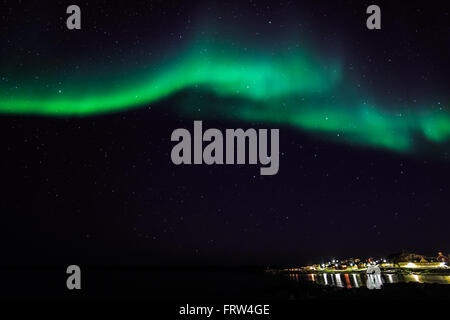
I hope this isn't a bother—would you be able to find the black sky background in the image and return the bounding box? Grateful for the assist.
[0,0,449,267]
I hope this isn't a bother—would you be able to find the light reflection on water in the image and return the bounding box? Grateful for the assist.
[288,273,450,289]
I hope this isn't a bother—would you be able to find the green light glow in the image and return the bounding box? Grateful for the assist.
[0,38,449,153]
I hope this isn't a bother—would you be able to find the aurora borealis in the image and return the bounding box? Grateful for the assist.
[1,1,450,300]
[0,40,341,114]
[1,31,449,153]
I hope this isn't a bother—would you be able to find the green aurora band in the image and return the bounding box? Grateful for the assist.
[0,39,449,153]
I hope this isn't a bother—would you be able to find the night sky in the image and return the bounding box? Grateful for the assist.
[0,0,449,267]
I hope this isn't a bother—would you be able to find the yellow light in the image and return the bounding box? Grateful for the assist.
[405,262,417,268]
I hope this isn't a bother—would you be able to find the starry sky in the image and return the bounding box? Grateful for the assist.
[0,0,449,267]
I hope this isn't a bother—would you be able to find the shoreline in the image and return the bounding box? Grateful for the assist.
[275,268,450,275]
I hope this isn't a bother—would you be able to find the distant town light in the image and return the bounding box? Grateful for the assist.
[405,262,417,268]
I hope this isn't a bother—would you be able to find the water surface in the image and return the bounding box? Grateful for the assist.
[288,273,450,289]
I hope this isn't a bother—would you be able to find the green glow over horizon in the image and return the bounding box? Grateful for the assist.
[0,38,449,153]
